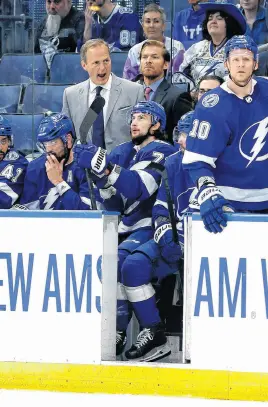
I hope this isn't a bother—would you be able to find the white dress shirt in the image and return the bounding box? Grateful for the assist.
[88,74,112,126]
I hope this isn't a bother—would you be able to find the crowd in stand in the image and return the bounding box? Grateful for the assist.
[0,0,268,363]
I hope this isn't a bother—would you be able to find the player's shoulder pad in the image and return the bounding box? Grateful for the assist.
[146,140,176,154]
[118,6,133,14]
[27,153,46,170]
[4,150,20,161]
[4,150,28,165]
[165,150,183,169]
[197,86,227,112]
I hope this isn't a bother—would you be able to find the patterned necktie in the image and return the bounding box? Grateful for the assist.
[92,86,105,148]
[144,86,152,101]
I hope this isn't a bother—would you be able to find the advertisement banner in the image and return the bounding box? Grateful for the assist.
[0,211,118,364]
[185,213,268,372]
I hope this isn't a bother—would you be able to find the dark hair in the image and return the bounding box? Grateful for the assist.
[198,74,224,87]
[202,10,243,41]
[139,39,170,62]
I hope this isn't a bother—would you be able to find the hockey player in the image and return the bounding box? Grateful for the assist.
[74,101,177,359]
[183,35,268,234]
[112,111,195,362]
[20,113,91,210]
[0,116,28,208]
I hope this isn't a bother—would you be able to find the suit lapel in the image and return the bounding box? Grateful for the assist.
[105,74,122,127]
[152,79,170,104]
[78,79,90,120]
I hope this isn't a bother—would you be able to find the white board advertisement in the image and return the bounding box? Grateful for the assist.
[0,211,118,364]
[185,213,268,372]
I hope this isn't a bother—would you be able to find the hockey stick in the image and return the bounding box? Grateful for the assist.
[79,97,105,210]
[149,162,178,243]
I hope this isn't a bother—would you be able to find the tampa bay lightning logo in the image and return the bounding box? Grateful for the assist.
[239,117,268,167]
[202,94,219,108]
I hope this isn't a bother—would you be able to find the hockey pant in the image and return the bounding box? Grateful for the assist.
[117,237,179,331]
[117,228,153,331]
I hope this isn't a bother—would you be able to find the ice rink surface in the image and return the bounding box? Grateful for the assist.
[0,391,267,407]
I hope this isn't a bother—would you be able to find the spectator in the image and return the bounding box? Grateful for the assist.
[136,40,192,143]
[34,0,85,68]
[0,116,28,208]
[255,49,268,74]
[240,0,268,44]
[173,0,206,50]
[20,113,91,210]
[191,74,224,102]
[123,3,185,81]
[179,0,247,88]
[79,0,143,52]
[62,39,144,153]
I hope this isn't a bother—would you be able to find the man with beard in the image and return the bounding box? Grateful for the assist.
[34,0,85,67]
[74,101,176,360]
[0,116,28,208]
[78,0,143,51]
[20,113,91,210]
[137,40,192,144]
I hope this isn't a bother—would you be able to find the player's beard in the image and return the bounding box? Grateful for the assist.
[132,132,151,146]
[46,14,62,36]
[47,147,71,164]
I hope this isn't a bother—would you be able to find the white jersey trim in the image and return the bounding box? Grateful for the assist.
[183,150,217,168]
[219,185,268,203]
[136,169,158,196]
[0,182,18,205]
[118,217,151,233]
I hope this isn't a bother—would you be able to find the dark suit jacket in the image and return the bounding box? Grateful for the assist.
[152,79,192,143]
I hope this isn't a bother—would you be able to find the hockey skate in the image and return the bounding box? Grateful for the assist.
[116,331,127,356]
[125,323,171,362]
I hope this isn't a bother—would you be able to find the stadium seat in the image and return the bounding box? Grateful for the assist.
[174,82,190,93]
[1,114,44,155]
[0,85,23,113]
[50,53,88,84]
[110,52,128,77]
[0,54,48,85]
[21,83,71,114]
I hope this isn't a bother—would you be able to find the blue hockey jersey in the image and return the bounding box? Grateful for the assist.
[20,155,91,210]
[153,151,196,248]
[173,7,205,50]
[0,150,28,208]
[92,5,143,51]
[183,77,268,211]
[99,140,176,234]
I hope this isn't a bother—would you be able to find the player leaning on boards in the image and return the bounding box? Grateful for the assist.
[0,116,28,208]
[74,101,177,361]
[183,35,268,234]
[19,113,91,210]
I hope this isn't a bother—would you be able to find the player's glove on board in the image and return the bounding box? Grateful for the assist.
[197,180,234,234]
[154,223,182,263]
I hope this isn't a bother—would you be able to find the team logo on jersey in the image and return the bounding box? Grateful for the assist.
[239,117,268,167]
[4,151,19,161]
[202,94,219,108]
